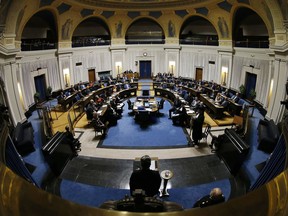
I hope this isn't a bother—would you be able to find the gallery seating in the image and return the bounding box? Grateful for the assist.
[257,119,280,153]
[13,122,35,155]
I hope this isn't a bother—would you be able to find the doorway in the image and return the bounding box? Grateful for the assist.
[34,74,47,102]
[245,72,257,99]
[88,69,96,82]
[139,61,152,79]
[195,67,203,81]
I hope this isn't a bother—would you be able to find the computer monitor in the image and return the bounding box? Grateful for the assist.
[144,101,150,107]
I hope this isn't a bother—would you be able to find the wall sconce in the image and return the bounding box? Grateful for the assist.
[169,61,176,75]
[115,61,122,76]
[222,66,228,86]
[63,68,70,87]
[135,61,138,66]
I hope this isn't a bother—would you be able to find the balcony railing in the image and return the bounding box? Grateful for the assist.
[179,38,219,46]
[72,37,110,47]
[125,38,165,45]
[234,40,269,48]
[21,39,57,51]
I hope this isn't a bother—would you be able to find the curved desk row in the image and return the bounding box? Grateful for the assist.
[154,87,225,119]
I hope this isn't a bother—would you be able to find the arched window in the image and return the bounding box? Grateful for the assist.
[180,16,218,46]
[72,17,110,47]
[21,11,57,51]
[125,18,164,44]
[233,8,269,48]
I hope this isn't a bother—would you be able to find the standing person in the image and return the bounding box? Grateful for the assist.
[129,155,162,197]
[192,107,205,146]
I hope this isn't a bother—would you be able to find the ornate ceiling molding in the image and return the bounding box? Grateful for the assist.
[69,0,216,9]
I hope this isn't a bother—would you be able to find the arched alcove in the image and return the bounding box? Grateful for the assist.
[233,8,269,48]
[21,10,57,51]
[72,17,111,47]
[179,16,218,46]
[125,18,165,44]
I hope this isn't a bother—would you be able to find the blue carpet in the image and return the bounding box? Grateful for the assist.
[241,109,270,187]
[60,178,230,209]
[20,95,270,210]
[100,97,189,148]
[25,111,52,187]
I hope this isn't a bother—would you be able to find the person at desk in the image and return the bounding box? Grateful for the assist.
[57,91,66,100]
[191,106,205,146]
[64,125,81,155]
[220,98,229,109]
[193,188,225,208]
[91,112,108,136]
[129,155,162,197]
[215,93,224,105]
[191,96,200,110]
[106,104,120,126]
[169,96,182,119]
[172,104,189,127]
[230,92,240,103]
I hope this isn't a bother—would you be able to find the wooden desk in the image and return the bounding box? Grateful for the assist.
[133,97,159,113]
[200,94,225,119]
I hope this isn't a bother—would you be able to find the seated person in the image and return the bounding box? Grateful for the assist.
[185,92,194,105]
[191,96,200,110]
[169,96,182,118]
[222,89,229,97]
[106,104,120,126]
[193,188,225,208]
[64,90,71,98]
[230,92,240,103]
[110,98,123,115]
[210,90,216,100]
[64,125,81,154]
[129,155,161,197]
[57,91,66,101]
[215,93,224,105]
[220,98,229,108]
[172,104,189,126]
[91,112,108,136]
[87,99,98,111]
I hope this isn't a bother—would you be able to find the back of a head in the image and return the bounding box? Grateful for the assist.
[210,188,223,199]
[140,155,151,170]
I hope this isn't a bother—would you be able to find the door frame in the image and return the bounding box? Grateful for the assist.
[195,67,203,81]
[139,60,152,79]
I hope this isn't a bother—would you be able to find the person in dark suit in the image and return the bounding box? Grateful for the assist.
[169,96,182,118]
[230,92,240,103]
[220,98,229,108]
[172,104,189,126]
[64,125,81,155]
[192,107,205,146]
[129,155,162,197]
[91,112,108,136]
[193,188,225,208]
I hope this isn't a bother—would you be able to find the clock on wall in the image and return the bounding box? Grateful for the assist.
[143,52,147,57]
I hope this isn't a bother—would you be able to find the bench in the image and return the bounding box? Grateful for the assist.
[42,131,75,176]
[13,122,35,155]
[257,119,280,153]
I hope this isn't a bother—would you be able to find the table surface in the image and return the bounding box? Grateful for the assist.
[133,97,159,112]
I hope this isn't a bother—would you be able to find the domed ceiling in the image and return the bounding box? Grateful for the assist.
[71,0,216,9]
